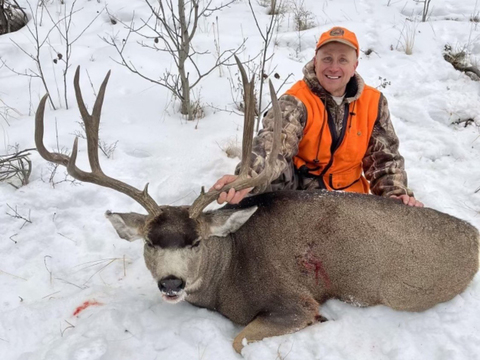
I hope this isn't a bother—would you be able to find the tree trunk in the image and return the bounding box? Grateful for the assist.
[178,0,194,120]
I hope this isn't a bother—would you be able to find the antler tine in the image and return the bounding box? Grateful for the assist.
[74,66,108,173]
[189,62,283,219]
[35,68,161,216]
[35,94,70,166]
[235,55,256,180]
[267,79,282,170]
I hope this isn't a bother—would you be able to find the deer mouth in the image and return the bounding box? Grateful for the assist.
[161,290,186,303]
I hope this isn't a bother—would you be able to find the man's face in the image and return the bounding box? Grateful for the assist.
[314,42,358,97]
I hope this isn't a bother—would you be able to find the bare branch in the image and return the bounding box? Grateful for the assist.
[189,41,246,89]
[6,204,32,229]
[0,146,34,187]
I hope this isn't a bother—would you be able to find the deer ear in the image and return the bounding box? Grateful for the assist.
[200,206,258,238]
[105,211,148,241]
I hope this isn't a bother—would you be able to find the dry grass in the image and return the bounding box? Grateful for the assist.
[397,19,418,55]
[218,136,242,159]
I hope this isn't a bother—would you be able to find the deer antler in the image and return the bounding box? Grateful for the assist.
[188,56,283,219]
[35,66,160,215]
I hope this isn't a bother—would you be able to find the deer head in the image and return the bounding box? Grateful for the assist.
[35,58,282,303]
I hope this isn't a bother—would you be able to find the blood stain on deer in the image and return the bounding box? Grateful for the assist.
[297,244,331,289]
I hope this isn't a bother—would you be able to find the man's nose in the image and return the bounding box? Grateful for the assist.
[329,61,342,71]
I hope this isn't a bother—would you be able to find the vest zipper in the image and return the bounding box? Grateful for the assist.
[312,103,349,188]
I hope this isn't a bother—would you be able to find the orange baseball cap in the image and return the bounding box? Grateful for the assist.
[316,27,359,56]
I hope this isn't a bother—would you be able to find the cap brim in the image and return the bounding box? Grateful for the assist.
[317,39,357,52]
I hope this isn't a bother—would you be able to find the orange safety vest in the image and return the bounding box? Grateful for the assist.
[285,80,381,194]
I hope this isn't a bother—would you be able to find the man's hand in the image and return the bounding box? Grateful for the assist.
[390,194,424,207]
[210,175,253,205]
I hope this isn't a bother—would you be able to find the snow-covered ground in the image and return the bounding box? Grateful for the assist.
[1,0,480,359]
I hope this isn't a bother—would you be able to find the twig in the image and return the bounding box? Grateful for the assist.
[42,290,61,299]
[85,69,98,97]
[0,269,27,281]
[57,232,75,243]
[82,258,118,285]
[275,340,294,360]
[55,278,87,290]
[61,320,75,337]
[5,204,32,228]
[0,98,22,117]
[44,255,53,285]
[71,257,123,285]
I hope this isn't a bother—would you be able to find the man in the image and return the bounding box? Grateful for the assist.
[212,26,423,207]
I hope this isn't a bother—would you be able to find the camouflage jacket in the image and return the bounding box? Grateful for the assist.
[237,59,414,198]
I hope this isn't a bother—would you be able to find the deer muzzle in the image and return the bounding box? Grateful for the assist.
[158,275,186,302]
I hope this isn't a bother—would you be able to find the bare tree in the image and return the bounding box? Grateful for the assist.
[105,0,242,120]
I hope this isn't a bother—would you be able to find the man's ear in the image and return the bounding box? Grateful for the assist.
[198,206,258,238]
[105,211,148,241]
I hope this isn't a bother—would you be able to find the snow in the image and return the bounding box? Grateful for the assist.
[1,0,480,359]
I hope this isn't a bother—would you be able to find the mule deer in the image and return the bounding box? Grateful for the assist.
[35,62,479,354]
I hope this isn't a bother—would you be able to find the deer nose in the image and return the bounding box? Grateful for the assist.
[158,276,185,293]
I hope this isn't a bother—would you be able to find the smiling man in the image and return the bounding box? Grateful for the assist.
[213,27,423,207]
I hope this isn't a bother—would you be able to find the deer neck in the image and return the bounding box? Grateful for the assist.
[185,235,234,307]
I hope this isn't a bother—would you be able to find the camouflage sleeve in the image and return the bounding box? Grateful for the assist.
[363,94,414,197]
[235,94,307,193]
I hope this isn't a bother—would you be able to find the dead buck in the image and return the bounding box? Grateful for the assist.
[35,63,479,354]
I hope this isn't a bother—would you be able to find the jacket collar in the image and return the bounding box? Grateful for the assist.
[302,58,365,103]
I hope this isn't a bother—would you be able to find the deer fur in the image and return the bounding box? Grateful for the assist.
[106,190,479,353]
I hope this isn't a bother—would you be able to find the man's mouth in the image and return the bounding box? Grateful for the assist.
[326,75,341,80]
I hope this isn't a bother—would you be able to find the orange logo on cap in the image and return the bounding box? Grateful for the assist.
[330,28,344,36]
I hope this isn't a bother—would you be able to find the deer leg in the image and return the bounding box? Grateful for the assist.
[233,296,326,353]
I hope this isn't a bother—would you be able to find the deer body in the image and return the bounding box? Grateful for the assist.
[180,191,478,325]
[35,66,479,354]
